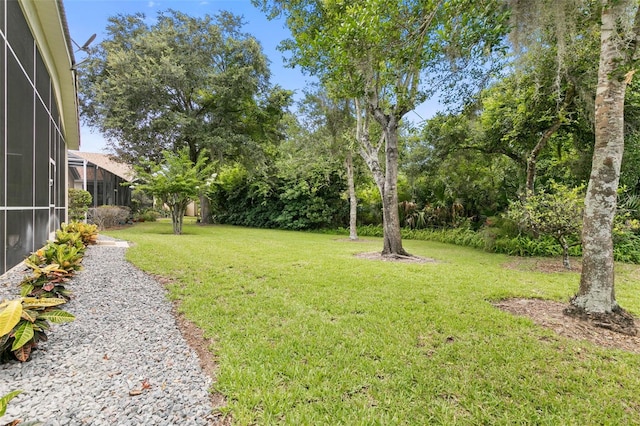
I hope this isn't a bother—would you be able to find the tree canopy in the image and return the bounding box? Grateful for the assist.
[79,9,291,168]
[254,0,510,256]
[132,148,215,235]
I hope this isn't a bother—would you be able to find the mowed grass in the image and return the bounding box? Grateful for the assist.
[105,223,640,425]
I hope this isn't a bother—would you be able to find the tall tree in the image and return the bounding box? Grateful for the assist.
[79,10,291,222]
[299,89,359,239]
[255,0,509,257]
[510,0,640,333]
[570,1,640,331]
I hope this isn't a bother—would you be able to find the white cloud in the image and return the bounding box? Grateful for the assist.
[148,1,156,7]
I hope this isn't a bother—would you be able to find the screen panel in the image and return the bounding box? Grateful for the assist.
[7,53,34,207]
[6,209,33,269]
[34,209,48,249]
[6,1,33,79]
[35,101,49,207]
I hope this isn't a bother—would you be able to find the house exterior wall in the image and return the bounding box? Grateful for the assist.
[0,0,79,274]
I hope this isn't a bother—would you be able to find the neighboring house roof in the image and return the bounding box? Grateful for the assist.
[69,151,135,181]
[19,0,80,149]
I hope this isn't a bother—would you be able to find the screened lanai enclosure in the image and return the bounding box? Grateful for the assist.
[0,0,80,274]
[68,151,133,208]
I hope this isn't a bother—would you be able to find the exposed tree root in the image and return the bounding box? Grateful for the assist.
[354,252,436,264]
[381,253,415,261]
[564,304,637,336]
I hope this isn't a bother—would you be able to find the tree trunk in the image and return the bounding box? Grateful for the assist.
[525,87,573,195]
[560,237,570,270]
[353,98,409,257]
[380,118,409,257]
[570,2,629,314]
[525,120,563,195]
[199,195,212,224]
[345,152,358,240]
[171,202,188,235]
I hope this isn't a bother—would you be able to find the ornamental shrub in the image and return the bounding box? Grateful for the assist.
[68,188,92,221]
[88,206,130,229]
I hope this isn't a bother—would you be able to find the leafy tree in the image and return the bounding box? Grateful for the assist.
[507,184,584,269]
[404,113,520,222]
[133,148,215,235]
[255,0,509,257]
[509,0,640,333]
[575,0,640,323]
[79,10,291,223]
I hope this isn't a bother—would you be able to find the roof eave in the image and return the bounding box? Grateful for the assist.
[19,0,80,150]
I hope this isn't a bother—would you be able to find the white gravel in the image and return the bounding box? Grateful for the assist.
[0,238,216,425]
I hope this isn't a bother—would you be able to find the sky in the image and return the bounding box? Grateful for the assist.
[63,0,438,152]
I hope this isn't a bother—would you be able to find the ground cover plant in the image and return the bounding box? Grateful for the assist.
[105,222,640,425]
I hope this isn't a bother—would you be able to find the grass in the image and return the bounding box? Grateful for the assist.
[104,222,640,425]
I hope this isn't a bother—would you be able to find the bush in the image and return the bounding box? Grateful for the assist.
[133,209,160,222]
[506,184,584,268]
[88,205,131,229]
[68,189,92,221]
[62,222,99,246]
[0,297,74,362]
[20,223,95,300]
[343,224,640,264]
[0,221,98,364]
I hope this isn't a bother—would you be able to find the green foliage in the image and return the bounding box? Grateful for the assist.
[0,390,22,417]
[403,116,519,221]
[79,9,290,173]
[0,221,94,364]
[20,261,71,300]
[68,188,92,221]
[0,298,74,363]
[133,209,161,222]
[274,173,347,230]
[507,185,584,240]
[88,206,131,229]
[54,229,85,252]
[506,184,584,267]
[209,161,347,230]
[19,223,94,300]
[613,194,640,263]
[613,233,640,264]
[34,241,84,274]
[344,222,640,264]
[62,221,99,246]
[491,234,564,257]
[20,242,84,300]
[134,148,216,234]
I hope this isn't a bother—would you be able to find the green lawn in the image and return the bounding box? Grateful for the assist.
[105,222,640,425]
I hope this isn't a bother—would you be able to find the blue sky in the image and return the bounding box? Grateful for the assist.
[63,0,437,152]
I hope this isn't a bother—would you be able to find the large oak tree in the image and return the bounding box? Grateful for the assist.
[79,10,291,222]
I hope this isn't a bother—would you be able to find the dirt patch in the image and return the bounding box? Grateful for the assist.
[494,298,640,354]
[354,251,437,264]
[502,257,582,273]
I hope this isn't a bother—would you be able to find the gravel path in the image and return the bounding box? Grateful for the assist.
[0,239,216,425]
